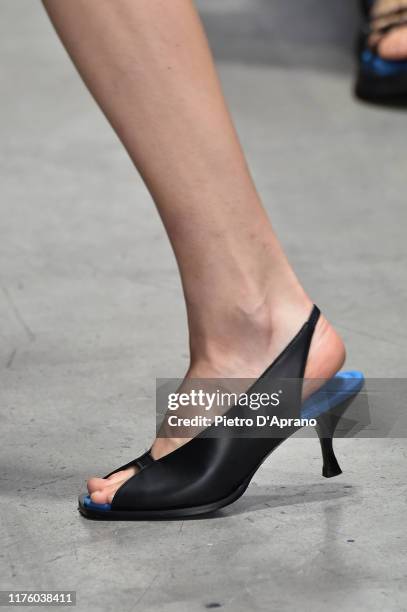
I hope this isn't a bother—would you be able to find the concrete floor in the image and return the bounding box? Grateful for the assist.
[1,1,407,611]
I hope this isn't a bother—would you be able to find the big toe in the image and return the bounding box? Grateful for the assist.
[90,481,123,505]
[87,477,110,493]
[378,26,407,60]
[87,467,137,494]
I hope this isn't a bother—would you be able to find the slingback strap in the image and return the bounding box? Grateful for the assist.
[296,303,320,382]
[250,304,321,423]
[308,304,320,331]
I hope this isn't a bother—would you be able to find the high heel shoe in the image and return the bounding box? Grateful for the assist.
[78,306,364,520]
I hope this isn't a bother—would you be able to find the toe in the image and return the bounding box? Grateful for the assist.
[90,481,123,504]
[87,477,109,493]
[87,467,137,494]
[90,489,109,504]
[378,25,407,59]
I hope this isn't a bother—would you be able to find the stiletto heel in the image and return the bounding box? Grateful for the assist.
[315,382,365,478]
[316,409,343,478]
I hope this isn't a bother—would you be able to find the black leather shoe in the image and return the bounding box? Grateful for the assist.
[78,306,362,520]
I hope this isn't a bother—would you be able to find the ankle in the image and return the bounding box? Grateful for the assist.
[188,287,314,378]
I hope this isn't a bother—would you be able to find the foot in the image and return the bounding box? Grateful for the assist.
[87,299,346,504]
[369,0,407,60]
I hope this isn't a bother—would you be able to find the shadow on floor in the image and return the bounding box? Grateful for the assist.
[1,462,355,521]
[219,481,356,517]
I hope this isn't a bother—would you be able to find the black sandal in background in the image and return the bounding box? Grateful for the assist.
[356,0,407,104]
[78,306,364,520]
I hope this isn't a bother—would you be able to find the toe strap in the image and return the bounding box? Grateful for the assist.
[134,450,155,470]
[104,449,154,478]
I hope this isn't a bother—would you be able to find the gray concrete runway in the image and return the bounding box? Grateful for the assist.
[1,1,407,611]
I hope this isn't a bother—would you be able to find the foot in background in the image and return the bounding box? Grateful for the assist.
[356,0,407,103]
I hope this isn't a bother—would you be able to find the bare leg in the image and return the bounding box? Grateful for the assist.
[42,0,345,503]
